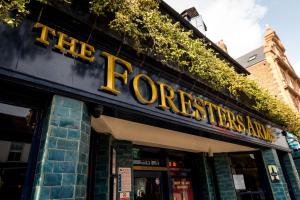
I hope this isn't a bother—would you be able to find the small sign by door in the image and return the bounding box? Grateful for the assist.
[268,165,280,182]
[120,192,130,200]
[233,174,246,190]
[118,167,132,192]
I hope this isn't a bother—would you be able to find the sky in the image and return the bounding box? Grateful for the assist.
[164,0,300,75]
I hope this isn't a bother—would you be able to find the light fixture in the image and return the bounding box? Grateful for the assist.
[208,147,214,157]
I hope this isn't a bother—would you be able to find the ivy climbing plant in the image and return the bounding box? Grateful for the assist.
[1,0,300,135]
[0,0,30,26]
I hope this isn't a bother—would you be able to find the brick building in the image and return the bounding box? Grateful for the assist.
[0,1,300,200]
[237,26,300,113]
[237,26,300,179]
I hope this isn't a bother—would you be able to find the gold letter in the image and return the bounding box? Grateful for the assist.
[100,52,133,95]
[54,32,78,56]
[227,110,240,131]
[247,116,257,137]
[253,121,265,139]
[265,128,274,141]
[133,74,157,104]
[78,42,95,63]
[33,22,56,46]
[215,105,228,128]
[193,97,207,121]
[236,114,246,133]
[177,89,196,117]
[205,101,217,125]
[157,81,180,113]
[260,124,270,141]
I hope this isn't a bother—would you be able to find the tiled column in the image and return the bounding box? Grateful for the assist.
[192,153,216,200]
[32,95,91,199]
[214,153,237,200]
[294,158,300,176]
[115,141,133,200]
[261,149,291,200]
[281,153,300,199]
[285,132,300,175]
[93,134,111,200]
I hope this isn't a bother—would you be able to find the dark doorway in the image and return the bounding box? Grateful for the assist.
[134,171,166,200]
[0,102,40,200]
[133,146,195,200]
[230,152,273,200]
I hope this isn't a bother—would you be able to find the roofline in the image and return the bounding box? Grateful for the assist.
[244,59,266,69]
[160,0,250,75]
[236,46,264,61]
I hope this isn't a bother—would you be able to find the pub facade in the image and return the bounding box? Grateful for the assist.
[0,1,300,200]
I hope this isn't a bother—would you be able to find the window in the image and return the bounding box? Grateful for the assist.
[291,79,299,92]
[7,142,24,162]
[287,75,293,88]
[248,55,257,62]
[291,95,299,111]
[280,69,287,84]
[0,102,36,199]
[230,153,269,200]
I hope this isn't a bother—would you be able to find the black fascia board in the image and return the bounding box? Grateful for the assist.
[24,2,284,130]
[160,0,250,75]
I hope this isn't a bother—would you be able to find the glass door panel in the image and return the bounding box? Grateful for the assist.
[230,153,268,200]
[134,172,164,200]
[171,177,193,200]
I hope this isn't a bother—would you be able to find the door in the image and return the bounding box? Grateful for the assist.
[230,153,272,200]
[171,176,194,200]
[134,171,166,200]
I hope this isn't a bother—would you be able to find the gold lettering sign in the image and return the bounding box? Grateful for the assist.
[33,23,95,63]
[133,74,157,104]
[177,89,196,117]
[100,52,132,95]
[157,81,180,113]
[33,22,275,142]
[193,97,207,121]
[33,22,56,46]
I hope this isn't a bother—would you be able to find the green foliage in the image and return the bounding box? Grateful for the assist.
[90,0,300,135]
[0,0,30,26]
[1,0,300,135]
[0,0,71,26]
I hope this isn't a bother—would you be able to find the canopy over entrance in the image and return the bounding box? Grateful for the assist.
[92,116,257,153]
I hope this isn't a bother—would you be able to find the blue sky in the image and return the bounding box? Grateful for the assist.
[164,0,300,75]
[258,0,300,73]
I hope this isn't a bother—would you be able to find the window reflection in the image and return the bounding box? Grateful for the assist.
[0,103,34,199]
[172,177,193,200]
[231,153,266,200]
[134,176,162,200]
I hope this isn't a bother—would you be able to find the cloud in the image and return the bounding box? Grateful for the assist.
[164,0,268,58]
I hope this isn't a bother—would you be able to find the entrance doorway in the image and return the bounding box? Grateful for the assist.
[170,174,194,200]
[134,171,165,200]
[133,146,194,200]
[230,152,272,200]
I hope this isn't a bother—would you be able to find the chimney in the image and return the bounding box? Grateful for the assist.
[263,25,285,54]
[181,7,199,21]
[181,7,207,33]
[264,25,276,43]
[217,39,228,53]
